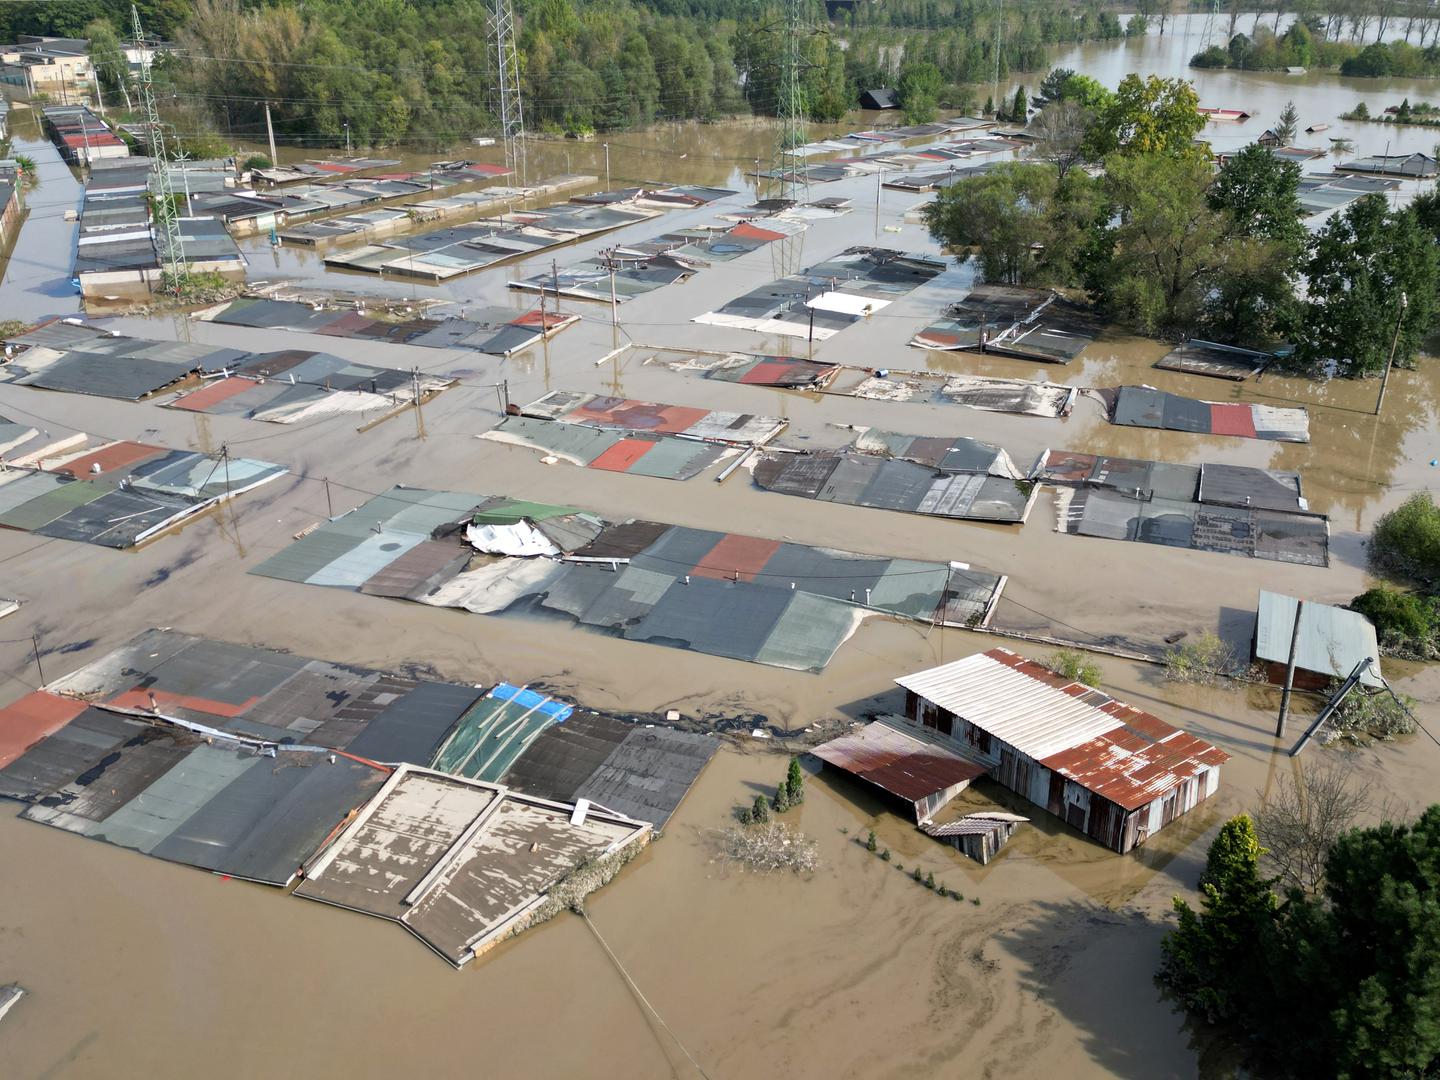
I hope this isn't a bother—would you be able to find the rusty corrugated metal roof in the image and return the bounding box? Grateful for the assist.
[811,720,986,802]
[897,649,1228,811]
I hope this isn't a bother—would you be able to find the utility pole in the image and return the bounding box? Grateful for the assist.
[31,634,45,685]
[608,251,618,326]
[1375,291,1408,416]
[769,0,809,203]
[264,101,278,165]
[1275,599,1304,737]
[992,0,1003,117]
[603,142,610,187]
[175,150,192,208]
[133,3,186,293]
[344,120,351,155]
[875,166,882,238]
[323,476,333,517]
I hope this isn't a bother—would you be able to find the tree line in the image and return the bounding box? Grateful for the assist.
[20,0,1143,148]
[1192,19,1440,76]
[924,70,1440,376]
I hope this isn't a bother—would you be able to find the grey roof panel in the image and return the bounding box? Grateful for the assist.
[344,680,486,765]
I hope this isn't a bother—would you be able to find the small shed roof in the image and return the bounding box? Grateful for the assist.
[897,649,1228,810]
[860,88,899,110]
[1254,591,1382,687]
[810,719,985,803]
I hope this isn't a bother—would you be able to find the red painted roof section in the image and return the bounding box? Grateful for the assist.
[692,533,782,581]
[169,377,257,412]
[464,163,512,176]
[51,441,167,477]
[1209,403,1258,438]
[568,397,710,435]
[589,437,655,472]
[0,691,88,768]
[105,688,258,719]
[731,222,786,243]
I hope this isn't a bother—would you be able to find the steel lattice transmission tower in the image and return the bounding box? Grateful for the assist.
[769,0,808,202]
[132,4,186,293]
[490,0,526,185]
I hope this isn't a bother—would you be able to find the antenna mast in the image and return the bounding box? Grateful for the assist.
[491,0,526,186]
[132,3,186,293]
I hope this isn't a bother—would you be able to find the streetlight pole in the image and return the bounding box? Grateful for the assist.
[1376,291,1409,416]
[344,121,351,155]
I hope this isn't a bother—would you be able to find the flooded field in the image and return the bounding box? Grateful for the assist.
[2,17,1439,1080]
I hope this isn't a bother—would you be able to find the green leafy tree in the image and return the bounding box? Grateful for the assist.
[1295,195,1440,377]
[752,794,770,824]
[1084,73,1204,158]
[1203,144,1304,342]
[772,779,790,814]
[1057,73,1112,113]
[1160,815,1278,1023]
[896,61,941,124]
[1084,151,1227,334]
[1037,67,1074,104]
[85,17,131,110]
[1368,491,1440,588]
[1275,99,1299,145]
[1271,807,1440,1076]
[924,162,1100,287]
[785,757,804,806]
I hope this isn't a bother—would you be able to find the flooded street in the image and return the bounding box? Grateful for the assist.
[2,19,1439,1080]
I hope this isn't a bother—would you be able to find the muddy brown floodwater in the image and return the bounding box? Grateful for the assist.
[3,20,1440,1080]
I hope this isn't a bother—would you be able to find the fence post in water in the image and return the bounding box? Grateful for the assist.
[1276,600,1305,738]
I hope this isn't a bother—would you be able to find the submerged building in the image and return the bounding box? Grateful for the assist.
[895,648,1227,853]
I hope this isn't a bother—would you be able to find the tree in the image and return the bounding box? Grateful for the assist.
[866,829,877,852]
[1203,144,1305,341]
[85,17,131,110]
[772,778,790,814]
[1275,99,1299,145]
[1295,194,1440,376]
[751,793,770,823]
[1085,152,1228,333]
[925,163,1046,285]
[1208,143,1306,250]
[1159,815,1278,1023]
[1369,491,1440,587]
[1010,85,1027,125]
[785,756,804,805]
[1255,759,1389,894]
[1037,67,1074,104]
[896,61,941,124]
[1084,73,1204,158]
[1282,807,1440,1077]
[1057,72,1113,114]
[1030,99,1091,181]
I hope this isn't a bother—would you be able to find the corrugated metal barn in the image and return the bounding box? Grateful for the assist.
[896,649,1228,853]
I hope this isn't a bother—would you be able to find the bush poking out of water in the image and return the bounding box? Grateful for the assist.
[881,848,891,861]
[1164,632,1237,684]
[1368,492,1440,589]
[718,822,818,874]
[866,829,877,852]
[751,794,770,824]
[1048,648,1104,687]
[953,891,965,902]
[1324,685,1417,745]
[1349,585,1440,660]
[912,866,924,883]
[970,896,981,905]
[925,871,936,890]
